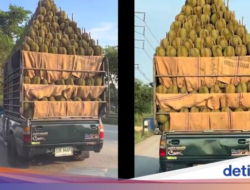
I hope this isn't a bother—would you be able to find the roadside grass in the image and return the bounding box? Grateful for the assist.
[134,113,153,126]
[134,130,153,144]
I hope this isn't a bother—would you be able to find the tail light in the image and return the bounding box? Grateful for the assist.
[23,126,31,142]
[159,138,166,157]
[99,125,104,140]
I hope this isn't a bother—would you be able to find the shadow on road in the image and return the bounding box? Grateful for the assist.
[134,155,159,178]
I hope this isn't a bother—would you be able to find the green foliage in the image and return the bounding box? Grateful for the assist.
[0,5,31,94]
[0,4,32,38]
[134,79,153,114]
[103,45,118,84]
[104,46,118,112]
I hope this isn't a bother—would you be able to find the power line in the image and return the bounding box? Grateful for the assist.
[135,39,152,61]
[135,64,151,83]
[143,49,153,61]
[135,14,160,44]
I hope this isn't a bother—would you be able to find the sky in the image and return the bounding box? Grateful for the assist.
[1,0,118,47]
[135,0,250,84]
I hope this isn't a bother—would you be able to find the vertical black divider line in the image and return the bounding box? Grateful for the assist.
[118,0,135,179]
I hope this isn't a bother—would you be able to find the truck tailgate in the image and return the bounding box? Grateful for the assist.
[30,119,100,144]
[165,132,250,157]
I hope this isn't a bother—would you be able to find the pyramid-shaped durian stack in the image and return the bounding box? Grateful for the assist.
[15,0,102,56]
[156,0,250,57]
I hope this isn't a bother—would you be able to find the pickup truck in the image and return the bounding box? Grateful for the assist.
[1,50,106,167]
[159,130,250,172]
[1,116,104,166]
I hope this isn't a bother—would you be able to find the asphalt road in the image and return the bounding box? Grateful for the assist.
[134,135,161,178]
[0,124,118,178]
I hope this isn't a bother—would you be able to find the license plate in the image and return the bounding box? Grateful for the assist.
[55,147,73,157]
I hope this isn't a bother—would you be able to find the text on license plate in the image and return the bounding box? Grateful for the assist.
[55,147,73,157]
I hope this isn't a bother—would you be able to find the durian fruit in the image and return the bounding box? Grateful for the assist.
[94,75,103,86]
[215,13,226,31]
[21,39,30,51]
[230,32,242,48]
[184,39,194,51]
[212,44,223,57]
[180,107,189,113]
[58,43,67,55]
[189,44,200,57]
[195,37,204,50]
[242,34,250,46]
[161,121,170,132]
[85,44,94,56]
[93,40,103,56]
[211,109,220,112]
[201,46,212,57]
[88,33,96,47]
[226,79,236,93]
[55,79,65,85]
[39,39,49,53]
[67,45,76,55]
[199,80,209,94]
[236,17,247,38]
[235,108,244,112]
[172,37,181,49]
[210,82,221,93]
[223,41,235,57]
[73,97,82,101]
[82,28,90,41]
[247,81,250,92]
[190,106,199,112]
[179,81,187,94]
[83,97,91,101]
[65,77,74,85]
[175,13,186,23]
[177,45,189,57]
[23,98,30,112]
[30,40,40,52]
[49,96,56,101]
[24,76,31,84]
[49,42,58,54]
[41,79,48,84]
[227,19,239,35]
[204,36,214,49]
[85,77,94,86]
[235,44,247,56]
[157,85,168,93]
[166,41,177,57]
[156,109,169,124]
[40,97,48,101]
[56,96,67,101]
[167,30,177,42]
[168,79,178,94]
[31,76,41,84]
[200,106,211,112]
[76,78,85,86]
[189,29,198,43]
[236,82,247,93]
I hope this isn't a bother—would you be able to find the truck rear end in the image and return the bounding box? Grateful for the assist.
[159,131,250,172]
[3,49,107,167]
[15,118,104,159]
[153,54,250,172]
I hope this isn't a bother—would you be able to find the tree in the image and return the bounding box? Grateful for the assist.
[103,46,118,112]
[0,5,31,93]
[134,79,153,114]
[103,46,118,85]
[0,4,32,39]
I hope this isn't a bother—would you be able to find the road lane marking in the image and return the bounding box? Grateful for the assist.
[104,130,117,133]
